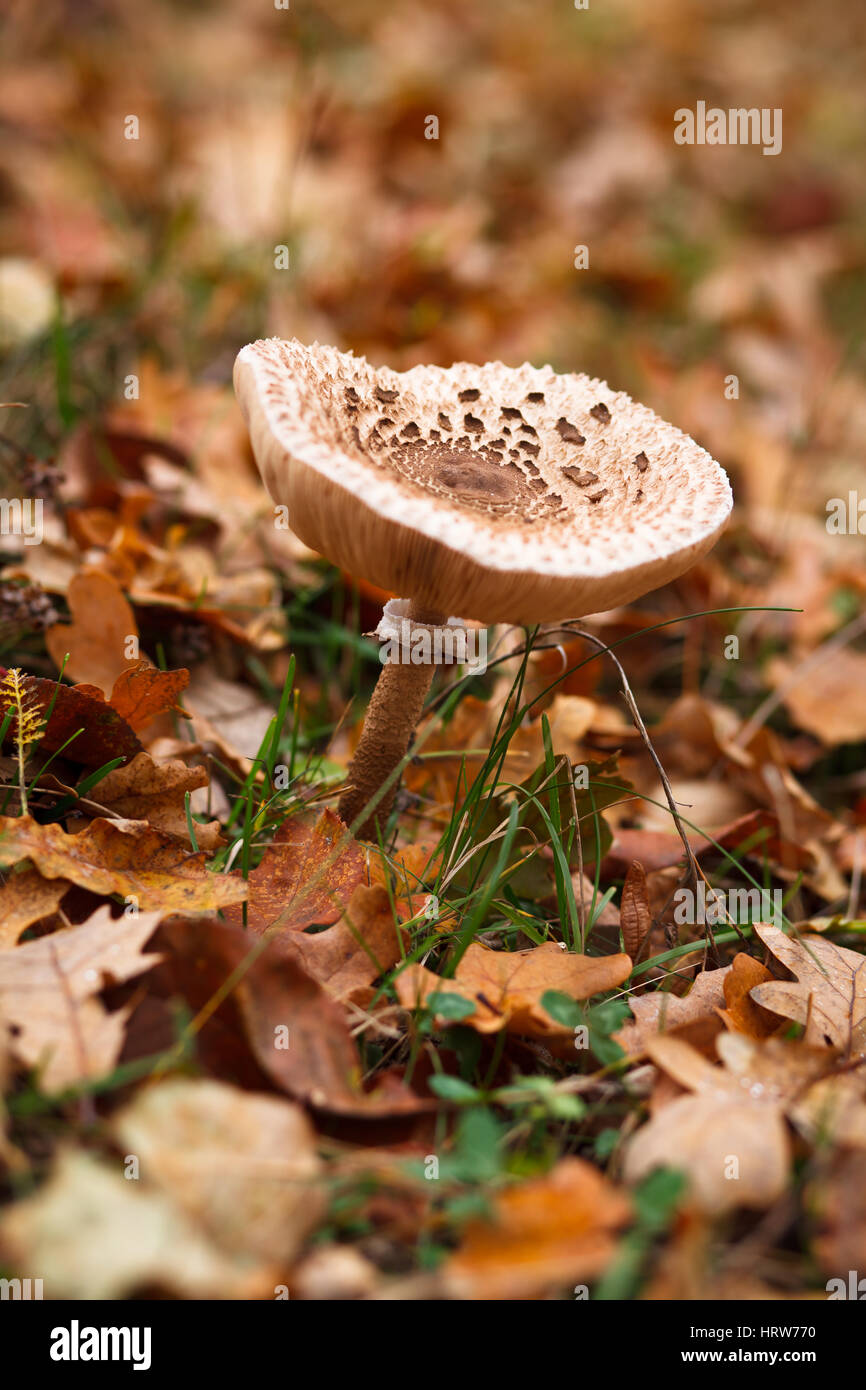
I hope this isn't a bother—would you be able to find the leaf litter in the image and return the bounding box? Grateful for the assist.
[0,0,865,1302]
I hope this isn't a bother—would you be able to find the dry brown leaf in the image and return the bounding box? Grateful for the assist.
[106,661,190,731]
[620,859,652,959]
[0,670,143,768]
[719,951,779,1038]
[289,882,408,1007]
[89,752,222,850]
[0,905,162,1092]
[44,570,140,693]
[603,809,813,878]
[111,1077,324,1262]
[0,1149,274,1299]
[442,1158,630,1300]
[750,922,866,1058]
[0,865,70,948]
[182,665,275,763]
[613,967,731,1056]
[624,1032,831,1214]
[396,940,632,1038]
[769,649,866,747]
[0,814,245,914]
[154,915,430,1118]
[223,808,370,936]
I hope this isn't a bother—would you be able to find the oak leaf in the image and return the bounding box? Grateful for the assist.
[88,752,221,850]
[288,882,408,1007]
[397,940,632,1038]
[223,808,371,936]
[0,814,245,914]
[613,966,731,1055]
[624,1032,831,1214]
[718,951,779,1038]
[154,915,430,1117]
[105,661,189,731]
[0,669,142,768]
[0,905,162,1092]
[750,922,866,1058]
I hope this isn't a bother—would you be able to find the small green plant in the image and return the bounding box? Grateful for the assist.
[0,667,43,814]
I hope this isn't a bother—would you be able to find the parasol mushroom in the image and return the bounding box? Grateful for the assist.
[234,338,732,839]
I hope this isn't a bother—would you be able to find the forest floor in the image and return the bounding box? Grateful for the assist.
[0,0,865,1300]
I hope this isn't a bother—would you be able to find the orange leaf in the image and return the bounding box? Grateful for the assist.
[223,809,371,937]
[108,662,189,731]
[45,570,139,694]
[0,815,245,915]
[288,883,409,1007]
[443,1158,630,1299]
[719,952,779,1038]
[397,940,632,1037]
[0,866,71,949]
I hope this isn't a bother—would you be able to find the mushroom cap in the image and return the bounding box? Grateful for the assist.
[234,338,732,624]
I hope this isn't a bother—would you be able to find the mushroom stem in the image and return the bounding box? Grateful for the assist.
[338,599,447,840]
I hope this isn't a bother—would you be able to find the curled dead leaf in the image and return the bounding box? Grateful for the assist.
[0,814,245,914]
[397,940,632,1038]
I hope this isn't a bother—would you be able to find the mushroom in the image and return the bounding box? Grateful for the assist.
[234,339,732,839]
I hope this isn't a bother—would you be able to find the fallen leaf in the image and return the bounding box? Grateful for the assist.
[719,951,779,1038]
[396,941,632,1038]
[224,808,371,936]
[0,669,142,768]
[106,661,189,731]
[620,860,652,960]
[288,882,407,1006]
[154,915,430,1117]
[45,570,140,693]
[442,1158,630,1299]
[111,1077,324,1262]
[0,905,162,1092]
[750,922,866,1058]
[769,649,866,746]
[0,1149,273,1298]
[614,966,731,1055]
[182,664,275,763]
[624,1032,830,1214]
[0,865,70,948]
[602,810,813,877]
[0,814,245,914]
[88,752,221,850]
